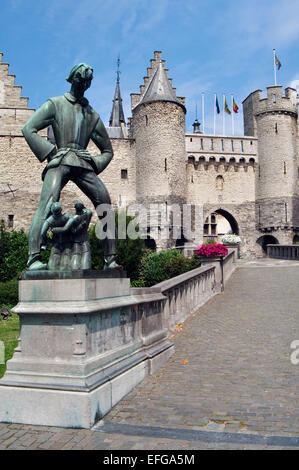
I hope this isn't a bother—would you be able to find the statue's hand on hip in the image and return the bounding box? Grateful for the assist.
[47,148,57,162]
[77,150,92,163]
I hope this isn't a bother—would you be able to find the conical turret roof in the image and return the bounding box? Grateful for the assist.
[134,61,185,112]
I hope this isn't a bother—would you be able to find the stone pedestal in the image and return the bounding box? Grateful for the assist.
[0,271,173,428]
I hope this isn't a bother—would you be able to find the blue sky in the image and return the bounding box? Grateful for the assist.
[1,0,299,135]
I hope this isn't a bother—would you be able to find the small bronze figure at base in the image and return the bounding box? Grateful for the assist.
[40,200,93,271]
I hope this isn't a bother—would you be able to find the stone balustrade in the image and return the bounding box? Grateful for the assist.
[267,244,299,260]
[133,249,236,332]
[133,265,216,332]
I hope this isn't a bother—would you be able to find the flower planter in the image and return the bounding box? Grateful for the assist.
[222,242,240,258]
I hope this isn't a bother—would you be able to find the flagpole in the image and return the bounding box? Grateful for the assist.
[222,94,225,136]
[214,93,216,135]
[202,92,205,133]
[273,49,277,85]
[231,94,234,136]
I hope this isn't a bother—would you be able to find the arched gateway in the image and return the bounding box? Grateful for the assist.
[203,208,239,242]
[256,235,279,256]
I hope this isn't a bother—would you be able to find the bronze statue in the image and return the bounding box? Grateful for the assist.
[22,63,119,271]
[49,200,93,270]
[41,202,72,271]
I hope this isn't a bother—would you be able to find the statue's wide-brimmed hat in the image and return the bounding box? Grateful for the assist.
[66,63,93,83]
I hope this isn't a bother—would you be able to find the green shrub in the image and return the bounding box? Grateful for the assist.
[0,313,19,378]
[88,213,145,279]
[0,221,28,281]
[130,279,146,287]
[142,249,201,287]
[0,279,19,309]
[181,254,202,272]
[135,248,153,281]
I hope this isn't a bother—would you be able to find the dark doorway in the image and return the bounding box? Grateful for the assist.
[256,235,278,256]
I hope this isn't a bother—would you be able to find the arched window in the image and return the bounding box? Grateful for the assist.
[216,175,224,190]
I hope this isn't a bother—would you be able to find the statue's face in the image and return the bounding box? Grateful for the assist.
[73,65,93,91]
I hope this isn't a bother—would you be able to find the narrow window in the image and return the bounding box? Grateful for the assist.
[273,94,276,103]
[258,205,261,224]
[7,214,14,228]
[145,115,148,126]
[241,140,244,152]
[216,175,224,190]
[284,161,286,174]
[190,137,192,142]
[210,138,214,150]
[221,139,224,151]
[165,158,167,172]
[200,138,203,150]
[231,140,234,152]
[275,123,278,133]
[121,169,128,179]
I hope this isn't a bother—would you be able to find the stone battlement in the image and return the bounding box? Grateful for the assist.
[0,52,35,134]
[243,86,298,118]
[187,154,256,172]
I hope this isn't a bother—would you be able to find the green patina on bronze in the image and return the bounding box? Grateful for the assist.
[22,63,119,271]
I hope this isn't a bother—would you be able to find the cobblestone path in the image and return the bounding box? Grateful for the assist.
[0,259,299,450]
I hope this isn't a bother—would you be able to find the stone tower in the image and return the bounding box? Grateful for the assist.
[130,51,187,249]
[243,86,299,243]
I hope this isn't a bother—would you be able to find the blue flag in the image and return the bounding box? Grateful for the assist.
[216,95,220,114]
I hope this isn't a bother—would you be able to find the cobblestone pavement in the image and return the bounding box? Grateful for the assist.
[0,259,299,450]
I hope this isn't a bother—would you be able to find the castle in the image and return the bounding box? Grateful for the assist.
[0,50,298,258]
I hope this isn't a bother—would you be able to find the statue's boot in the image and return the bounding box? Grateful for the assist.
[103,255,122,270]
[27,254,47,271]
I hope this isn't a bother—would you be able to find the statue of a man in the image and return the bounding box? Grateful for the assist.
[22,63,119,271]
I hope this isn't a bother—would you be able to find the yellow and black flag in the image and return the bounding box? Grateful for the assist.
[224,96,231,115]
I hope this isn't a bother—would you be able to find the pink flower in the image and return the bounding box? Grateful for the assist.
[195,243,228,258]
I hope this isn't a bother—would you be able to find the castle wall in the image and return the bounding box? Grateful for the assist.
[186,159,256,206]
[186,156,257,257]
[203,202,258,258]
